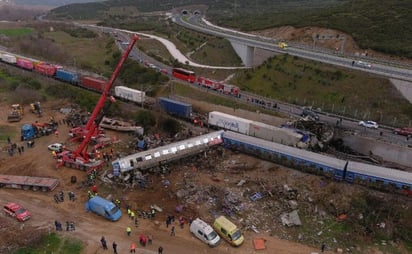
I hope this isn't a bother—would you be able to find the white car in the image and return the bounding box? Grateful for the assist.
[48,143,63,152]
[359,120,379,129]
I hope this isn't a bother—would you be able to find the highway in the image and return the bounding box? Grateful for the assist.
[173,14,412,82]
[81,22,412,147]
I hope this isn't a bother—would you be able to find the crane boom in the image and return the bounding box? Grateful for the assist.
[74,34,139,159]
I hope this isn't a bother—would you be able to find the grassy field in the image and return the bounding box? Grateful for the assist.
[14,233,82,254]
[232,54,412,126]
[43,30,115,76]
[0,28,32,36]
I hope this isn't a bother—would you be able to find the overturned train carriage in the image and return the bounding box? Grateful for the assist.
[112,131,224,175]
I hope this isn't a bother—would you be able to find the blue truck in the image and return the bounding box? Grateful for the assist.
[21,123,57,141]
[55,69,78,84]
[85,196,122,221]
[158,97,192,119]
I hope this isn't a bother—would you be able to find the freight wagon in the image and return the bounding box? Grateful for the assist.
[16,58,34,71]
[35,63,58,76]
[208,111,252,135]
[208,111,306,147]
[114,86,145,104]
[1,53,17,64]
[158,97,192,119]
[249,121,304,147]
[80,76,107,92]
[55,69,79,84]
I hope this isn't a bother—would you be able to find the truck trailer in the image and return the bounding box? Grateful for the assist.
[85,196,122,221]
[0,174,59,192]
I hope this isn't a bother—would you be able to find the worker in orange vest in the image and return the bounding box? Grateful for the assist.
[130,242,136,253]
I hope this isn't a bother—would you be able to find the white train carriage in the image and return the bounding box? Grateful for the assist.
[112,130,224,174]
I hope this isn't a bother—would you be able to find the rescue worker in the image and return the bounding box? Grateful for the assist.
[51,150,57,158]
[127,208,132,218]
[115,199,121,208]
[112,241,118,254]
[126,226,132,236]
[87,190,93,199]
[130,210,135,221]
[130,242,136,253]
[92,185,98,194]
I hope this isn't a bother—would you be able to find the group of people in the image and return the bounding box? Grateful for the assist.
[6,137,25,157]
[101,235,162,253]
[54,220,75,231]
[100,237,118,253]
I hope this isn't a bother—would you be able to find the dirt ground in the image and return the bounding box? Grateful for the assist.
[251,26,412,64]
[1,99,411,254]
[0,100,328,254]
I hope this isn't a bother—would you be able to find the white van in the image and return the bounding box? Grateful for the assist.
[190,218,221,247]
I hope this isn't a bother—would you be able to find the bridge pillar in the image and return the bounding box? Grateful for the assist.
[229,39,255,67]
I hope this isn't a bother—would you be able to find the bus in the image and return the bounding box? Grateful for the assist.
[172,68,196,83]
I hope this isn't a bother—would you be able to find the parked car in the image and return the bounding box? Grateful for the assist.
[301,107,319,121]
[48,143,63,152]
[393,127,412,137]
[4,202,31,222]
[359,120,379,129]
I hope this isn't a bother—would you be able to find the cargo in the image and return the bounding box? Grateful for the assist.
[16,58,34,70]
[249,121,302,146]
[35,63,57,76]
[80,76,107,92]
[208,111,252,135]
[158,97,192,119]
[55,69,78,84]
[1,53,17,64]
[114,86,145,104]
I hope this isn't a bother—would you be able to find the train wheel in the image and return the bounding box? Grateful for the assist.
[32,186,39,191]
[42,187,48,192]
[23,185,30,191]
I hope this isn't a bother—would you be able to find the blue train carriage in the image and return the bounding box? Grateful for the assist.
[221,131,412,195]
[344,161,412,194]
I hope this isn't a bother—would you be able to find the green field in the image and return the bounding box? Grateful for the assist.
[0,28,32,36]
[14,233,83,254]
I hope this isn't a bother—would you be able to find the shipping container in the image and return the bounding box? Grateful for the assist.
[208,111,252,135]
[80,76,107,92]
[249,121,302,146]
[35,63,57,76]
[114,86,145,104]
[55,69,78,84]
[158,97,192,119]
[1,53,17,64]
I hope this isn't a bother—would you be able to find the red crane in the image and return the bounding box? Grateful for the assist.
[57,34,139,172]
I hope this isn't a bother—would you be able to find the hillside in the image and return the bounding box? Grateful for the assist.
[46,0,412,58]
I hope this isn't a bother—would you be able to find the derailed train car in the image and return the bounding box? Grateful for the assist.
[222,131,412,195]
[208,111,307,147]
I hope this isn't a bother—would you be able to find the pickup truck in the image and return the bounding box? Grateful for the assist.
[393,127,412,137]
